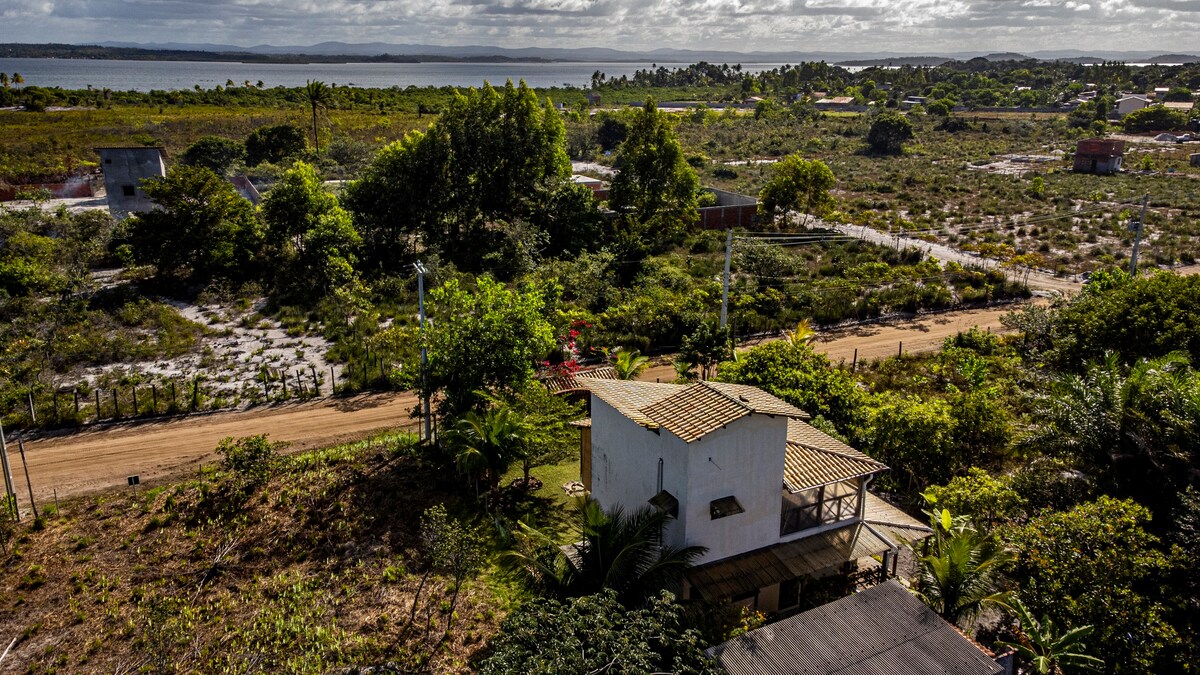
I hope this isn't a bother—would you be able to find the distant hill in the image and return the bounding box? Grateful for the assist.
[834,56,951,67]
[0,43,551,64]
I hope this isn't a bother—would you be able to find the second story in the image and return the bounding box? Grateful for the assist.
[581,379,888,565]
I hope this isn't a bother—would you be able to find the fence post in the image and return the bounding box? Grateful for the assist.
[898,341,903,357]
[192,378,199,411]
[27,391,36,425]
[262,372,269,399]
[380,358,386,382]
[112,388,120,419]
[54,391,60,423]
[152,384,158,415]
[296,369,303,396]
[311,365,319,394]
[852,348,858,372]
[74,391,80,416]
[330,366,336,395]
[281,371,287,397]
[95,389,101,423]
[132,385,138,416]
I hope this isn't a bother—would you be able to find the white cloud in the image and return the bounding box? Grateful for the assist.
[0,0,1195,52]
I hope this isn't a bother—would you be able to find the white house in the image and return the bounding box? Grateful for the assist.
[1116,94,1151,116]
[561,375,930,613]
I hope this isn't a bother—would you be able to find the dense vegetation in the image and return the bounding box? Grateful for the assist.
[2,58,1200,673]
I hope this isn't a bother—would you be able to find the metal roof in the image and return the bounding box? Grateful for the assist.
[711,580,1005,675]
[686,523,895,601]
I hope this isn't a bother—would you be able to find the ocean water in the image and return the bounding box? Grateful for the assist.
[0,58,793,92]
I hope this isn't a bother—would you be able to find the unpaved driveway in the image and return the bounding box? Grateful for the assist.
[11,392,419,507]
[12,303,1028,507]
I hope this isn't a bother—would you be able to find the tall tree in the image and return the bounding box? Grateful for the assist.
[609,99,699,244]
[302,80,330,154]
[127,165,262,283]
[866,110,914,155]
[423,276,557,416]
[757,154,836,228]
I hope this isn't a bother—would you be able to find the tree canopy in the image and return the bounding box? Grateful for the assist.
[757,155,836,228]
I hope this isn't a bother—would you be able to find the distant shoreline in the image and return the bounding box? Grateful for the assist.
[0,44,572,65]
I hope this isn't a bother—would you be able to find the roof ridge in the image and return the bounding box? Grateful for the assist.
[696,380,755,413]
[792,440,885,466]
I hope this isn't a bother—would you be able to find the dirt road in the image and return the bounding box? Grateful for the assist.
[10,304,1025,507]
[11,392,420,506]
[640,304,1024,383]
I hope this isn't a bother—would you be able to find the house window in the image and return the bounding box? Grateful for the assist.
[121,185,136,197]
[710,496,745,520]
[779,577,802,610]
[780,479,860,536]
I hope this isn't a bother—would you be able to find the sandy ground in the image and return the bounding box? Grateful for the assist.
[639,303,1026,383]
[6,303,1031,510]
[9,392,420,508]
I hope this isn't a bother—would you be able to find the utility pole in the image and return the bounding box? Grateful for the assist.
[415,261,432,442]
[720,229,732,328]
[0,420,17,521]
[1129,194,1149,277]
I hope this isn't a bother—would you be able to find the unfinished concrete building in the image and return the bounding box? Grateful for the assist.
[96,147,166,218]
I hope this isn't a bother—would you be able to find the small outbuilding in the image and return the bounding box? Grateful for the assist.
[1191,153,1200,168]
[95,146,166,218]
[1116,95,1150,116]
[1074,138,1125,175]
[710,580,1013,675]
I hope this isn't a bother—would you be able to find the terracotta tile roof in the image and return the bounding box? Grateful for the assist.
[540,366,620,394]
[706,382,810,419]
[639,382,808,443]
[640,382,755,442]
[584,379,683,427]
[784,419,888,491]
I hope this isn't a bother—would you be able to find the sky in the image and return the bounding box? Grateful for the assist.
[2,0,1199,54]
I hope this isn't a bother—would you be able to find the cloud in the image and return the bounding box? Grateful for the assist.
[0,0,1196,52]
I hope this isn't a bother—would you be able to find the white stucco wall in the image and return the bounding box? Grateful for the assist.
[588,393,795,565]
[589,397,691,549]
[681,416,789,563]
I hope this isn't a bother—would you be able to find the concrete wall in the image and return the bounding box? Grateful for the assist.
[682,417,790,563]
[589,397,693,550]
[698,189,759,230]
[97,148,166,218]
[589,394,801,565]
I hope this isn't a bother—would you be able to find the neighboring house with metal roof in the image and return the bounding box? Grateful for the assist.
[565,377,931,612]
[710,580,1011,675]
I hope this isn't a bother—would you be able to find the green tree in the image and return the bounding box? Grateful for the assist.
[866,394,956,493]
[423,276,557,416]
[478,590,717,674]
[181,135,245,176]
[757,154,836,229]
[1123,105,1188,132]
[244,124,307,166]
[1009,497,1178,672]
[215,434,280,491]
[611,347,650,380]
[127,165,263,283]
[345,81,570,270]
[302,80,330,154]
[913,507,1011,626]
[503,383,585,485]
[1026,351,1200,515]
[679,321,732,380]
[506,497,707,606]
[717,339,866,434]
[925,468,1027,533]
[866,110,914,155]
[609,99,700,244]
[997,597,1104,674]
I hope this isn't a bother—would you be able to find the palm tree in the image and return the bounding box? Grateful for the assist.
[0,73,8,89]
[913,506,1011,626]
[506,496,707,607]
[302,80,331,154]
[451,405,527,495]
[997,597,1104,674]
[11,73,23,88]
[611,347,650,380]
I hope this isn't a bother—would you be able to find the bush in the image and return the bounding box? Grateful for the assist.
[216,434,281,489]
